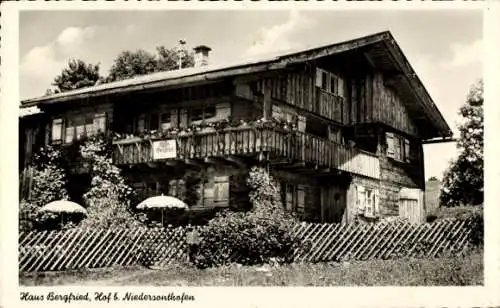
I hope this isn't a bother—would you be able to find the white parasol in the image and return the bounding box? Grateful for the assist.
[39,200,87,228]
[137,195,188,225]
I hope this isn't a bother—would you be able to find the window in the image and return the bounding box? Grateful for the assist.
[272,104,297,125]
[356,185,379,218]
[283,184,306,216]
[64,113,106,144]
[160,112,171,131]
[190,108,204,122]
[386,132,410,162]
[315,68,345,97]
[189,105,218,124]
[51,118,63,143]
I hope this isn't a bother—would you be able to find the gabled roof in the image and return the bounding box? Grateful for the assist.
[20,31,452,139]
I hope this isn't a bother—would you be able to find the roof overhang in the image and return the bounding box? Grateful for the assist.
[20,31,452,139]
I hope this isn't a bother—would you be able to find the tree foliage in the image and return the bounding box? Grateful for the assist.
[440,80,483,207]
[106,47,195,82]
[50,59,102,94]
[106,50,158,82]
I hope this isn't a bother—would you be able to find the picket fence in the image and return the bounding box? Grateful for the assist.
[19,219,476,272]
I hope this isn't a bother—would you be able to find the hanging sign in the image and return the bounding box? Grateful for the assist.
[152,140,177,160]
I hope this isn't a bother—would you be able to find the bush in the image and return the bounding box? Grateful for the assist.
[19,146,70,231]
[191,166,309,268]
[79,135,146,229]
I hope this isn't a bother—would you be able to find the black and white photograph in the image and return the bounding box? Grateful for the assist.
[1,3,497,304]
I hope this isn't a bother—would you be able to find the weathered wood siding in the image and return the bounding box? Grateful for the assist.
[246,68,349,124]
[352,72,419,137]
[377,128,425,219]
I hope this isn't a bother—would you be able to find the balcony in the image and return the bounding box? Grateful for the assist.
[113,127,380,179]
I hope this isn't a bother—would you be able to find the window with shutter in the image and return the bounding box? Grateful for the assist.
[386,132,395,158]
[315,68,323,88]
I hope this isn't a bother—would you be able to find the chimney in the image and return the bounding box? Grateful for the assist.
[193,45,211,67]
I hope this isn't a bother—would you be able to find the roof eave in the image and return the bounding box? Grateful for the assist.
[381,36,453,138]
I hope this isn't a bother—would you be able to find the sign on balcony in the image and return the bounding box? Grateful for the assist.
[152,140,177,160]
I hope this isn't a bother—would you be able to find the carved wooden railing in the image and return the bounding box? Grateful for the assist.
[113,127,380,179]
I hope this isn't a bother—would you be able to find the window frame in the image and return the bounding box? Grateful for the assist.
[315,68,345,97]
[386,132,411,163]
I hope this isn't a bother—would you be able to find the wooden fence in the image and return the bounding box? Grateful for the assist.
[19,219,477,273]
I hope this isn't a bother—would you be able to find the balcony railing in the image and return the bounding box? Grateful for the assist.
[113,127,380,179]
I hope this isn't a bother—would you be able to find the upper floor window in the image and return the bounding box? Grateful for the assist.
[315,68,345,97]
[190,105,217,124]
[386,132,410,163]
[51,113,106,144]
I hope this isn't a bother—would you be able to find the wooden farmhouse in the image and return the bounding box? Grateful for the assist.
[19,31,453,224]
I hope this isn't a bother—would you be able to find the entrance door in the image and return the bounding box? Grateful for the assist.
[321,185,347,223]
[398,188,424,223]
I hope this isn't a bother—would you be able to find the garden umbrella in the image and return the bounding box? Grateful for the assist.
[137,195,188,225]
[39,200,88,228]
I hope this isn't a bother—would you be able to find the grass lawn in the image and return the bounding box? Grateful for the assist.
[20,252,483,286]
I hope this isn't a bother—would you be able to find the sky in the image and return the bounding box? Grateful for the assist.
[19,10,483,180]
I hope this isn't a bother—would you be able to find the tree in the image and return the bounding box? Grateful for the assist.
[156,46,194,71]
[106,50,158,82]
[105,46,195,82]
[50,59,102,93]
[440,80,483,207]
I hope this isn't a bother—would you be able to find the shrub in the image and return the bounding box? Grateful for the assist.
[79,135,146,228]
[19,146,70,231]
[192,166,309,268]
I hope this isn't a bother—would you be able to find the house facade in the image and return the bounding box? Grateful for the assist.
[19,31,453,224]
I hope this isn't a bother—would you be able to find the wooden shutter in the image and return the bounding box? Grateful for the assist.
[356,185,366,214]
[170,109,179,127]
[51,118,63,143]
[404,138,410,163]
[214,176,229,205]
[137,115,145,133]
[374,189,380,217]
[296,185,306,215]
[386,132,395,158]
[338,77,345,97]
[285,184,294,212]
[298,115,306,132]
[179,108,188,128]
[315,68,323,88]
